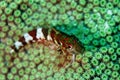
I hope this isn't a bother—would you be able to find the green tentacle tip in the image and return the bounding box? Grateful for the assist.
[40,1,46,7]
[65,73,71,79]
[32,20,38,26]
[16,63,23,69]
[108,47,114,54]
[106,2,113,9]
[19,69,24,76]
[82,57,89,64]
[73,73,79,79]
[93,0,99,6]
[11,67,17,74]
[99,31,106,37]
[14,59,20,65]
[113,0,119,5]
[107,62,113,68]
[21,12,28,20]
[1,14,6,21]
[99,62,106,70]
[14,10,21,17]
[91,13,99,21]
[30,75,35,80]
[70,1,77,9]
[34,57,40,64]
[26,8,33,16]
[93,77,100,80]
[113,64,120,71]
[22,61,28,68]
[59,7,65,14]
[82,63,91,70]
[100,0,106,7]
[93,32,100,39]
[60,1,66,7]
[7,73,13,80]
[0,22,6,27]
[76,5,83,12]
[91,57,99,66]
[0,32,5,38]
[15,30,22,36]
[5,8,12,15]
[104,69,111,75]
[0,43,5,49]
[95,67,102,75]
[9,2,17,9]
[88,69,95,76]
[35,72,41,79]
[6,38,13,45]
[14,18,21,24]
[104,14,111,20]
[82,72,90,79]
[92,40,99,46]
[29,62,35,68]
[14,0,22,4]
[79,0,86,6]
[113,15,120,23]
[31,69,37,75]
[98,18,105,24]
[111,54,117,61]
[41,66,48,72]
[31,3,38,11]
[8,16,14,22]
[14,75,19,80]
[33,12,39,19]
[87,20,96,28]
[8,30,14,37]
[18,23,25,29]
[84,51,92,58]
[100,46,107,53]
[111,42,118,48]
[40,73,45,79]
[2,26,8,32]
[0,1,7,8]
[0,74,5,80]
[76,13,83,20]
[117,76,120,80]
[108,20,115,27]
[101,74,108,80]
[11,26,17,31]
[21,4,27,10]
[76,67,83,74]
[50,6,57,13]
[60,75,65,80]
[116,48,120,55]
[112,71,119,78]
[103,55,110,62]
[29,0,34,4]
[25,68,31,74]
[1,67,8,74]
[114,35,119,42]
[90,27,97,33]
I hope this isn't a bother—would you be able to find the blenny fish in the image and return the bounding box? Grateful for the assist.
[10,27,84,68]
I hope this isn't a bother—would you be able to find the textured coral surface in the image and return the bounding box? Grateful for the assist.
[0,0,120,80]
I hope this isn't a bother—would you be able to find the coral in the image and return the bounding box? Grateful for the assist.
[0,0,120,80]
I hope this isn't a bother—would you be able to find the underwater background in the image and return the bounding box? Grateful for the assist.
[0,0,120,80]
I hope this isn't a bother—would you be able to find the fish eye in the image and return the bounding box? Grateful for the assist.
[68,45,72,49]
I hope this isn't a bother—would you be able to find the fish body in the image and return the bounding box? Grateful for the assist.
[10,27,84,68]
[10,27,84,53]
